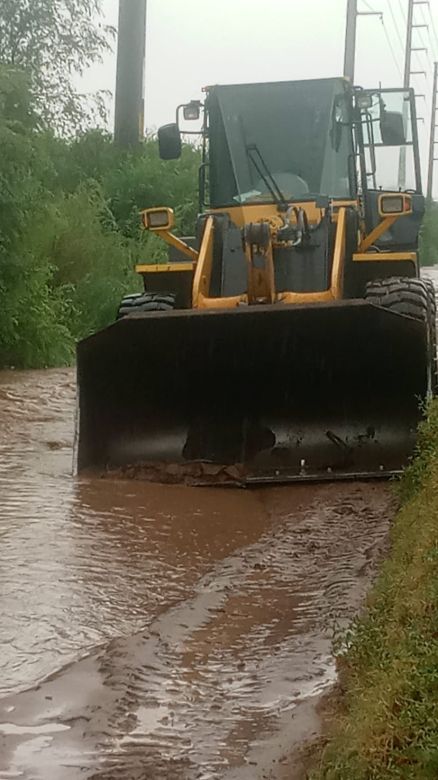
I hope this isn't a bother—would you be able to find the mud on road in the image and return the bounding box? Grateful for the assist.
[0,369,395,779]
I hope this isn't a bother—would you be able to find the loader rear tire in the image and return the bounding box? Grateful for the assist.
[117,292,176,319]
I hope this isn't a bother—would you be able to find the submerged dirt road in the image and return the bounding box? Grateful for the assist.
[0,368,395,779]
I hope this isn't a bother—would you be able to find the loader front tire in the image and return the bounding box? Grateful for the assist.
[365,277,428,321]
[366,276,437,395]
[117,292,176,319]
[424,278,438,393]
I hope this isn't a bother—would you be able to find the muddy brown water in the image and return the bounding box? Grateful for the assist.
[0,367,398,779]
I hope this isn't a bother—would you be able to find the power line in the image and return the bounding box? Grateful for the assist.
[385,0,407,52]
[414,28,429,51]
[411,5,434,78]
[413,50,425,72]
[381,15,404,77]
[359,0,404,78]
[397,0,407,23]
[417,3,435,61]
[429,11,438,58]
[361,0,377,11]
[421,2,438,59]
[412,42,433,75]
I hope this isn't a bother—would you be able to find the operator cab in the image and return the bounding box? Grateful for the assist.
[356,88,424,252]
[156,77,424,298]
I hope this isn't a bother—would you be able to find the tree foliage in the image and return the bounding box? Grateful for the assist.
[0,0,200,369]
[0,66,200,369]
[420,202,438,266]
[0,0,113,131]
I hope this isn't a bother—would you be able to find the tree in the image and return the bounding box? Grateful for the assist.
[0,0,113,133]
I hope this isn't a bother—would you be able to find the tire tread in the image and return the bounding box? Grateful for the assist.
[117,292,176,318]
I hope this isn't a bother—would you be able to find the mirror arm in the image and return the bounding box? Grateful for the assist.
[366,113,377,177]
[359,215,399,252]
[175,104,183,129]
[153,230,199,263]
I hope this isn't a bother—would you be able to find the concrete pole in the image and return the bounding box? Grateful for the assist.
[427,62,438,200]
[343,0,358,83]
[114,0,147,147]
[398,0,414,188]
[403,0,415,90]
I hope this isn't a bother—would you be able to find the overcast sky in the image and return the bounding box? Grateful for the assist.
[83,0,438,193]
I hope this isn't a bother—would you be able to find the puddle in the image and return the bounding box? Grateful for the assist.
[0,368,395,778]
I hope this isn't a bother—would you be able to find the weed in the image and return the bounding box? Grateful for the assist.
[311,406,438,779]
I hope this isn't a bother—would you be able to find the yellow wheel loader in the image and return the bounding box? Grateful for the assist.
[77,78,436,485]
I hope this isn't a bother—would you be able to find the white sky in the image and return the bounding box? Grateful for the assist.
[83,0,438,194]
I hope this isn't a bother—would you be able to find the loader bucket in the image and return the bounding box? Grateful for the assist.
[76,301,429,485]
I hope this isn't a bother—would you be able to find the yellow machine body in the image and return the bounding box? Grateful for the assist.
[77,79,432,485]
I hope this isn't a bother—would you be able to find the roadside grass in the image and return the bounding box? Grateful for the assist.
[311,400,438,779]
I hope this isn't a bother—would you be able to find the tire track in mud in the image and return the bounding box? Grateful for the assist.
[0,458,394,779]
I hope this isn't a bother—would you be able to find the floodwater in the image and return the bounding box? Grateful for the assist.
[0,368,396,779]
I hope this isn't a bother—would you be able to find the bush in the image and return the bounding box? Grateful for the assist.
[0,67,200,369]
[398,399,438,502]
[22,184,139,342]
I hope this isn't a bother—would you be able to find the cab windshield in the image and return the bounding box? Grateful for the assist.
[206,78,355,208]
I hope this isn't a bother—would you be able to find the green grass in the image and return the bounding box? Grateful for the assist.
[311,401,438,780]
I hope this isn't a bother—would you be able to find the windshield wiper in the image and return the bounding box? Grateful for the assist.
[246,144,288,211]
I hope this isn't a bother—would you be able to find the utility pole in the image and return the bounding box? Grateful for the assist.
[398,0,414,188]
[344,0,358,82]
[398,0,430,187]
[343,0,383,83]
[403,0,415,91]
[114,0,147,147]
[427,61,438,200]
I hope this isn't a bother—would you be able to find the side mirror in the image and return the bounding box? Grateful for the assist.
[183,101,201,121]
[141,207,175,231]
[378,193,412,218]
[158,123,182,160]
[380,111,406,146]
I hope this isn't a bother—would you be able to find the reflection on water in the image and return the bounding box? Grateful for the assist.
[0,369,273,696]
